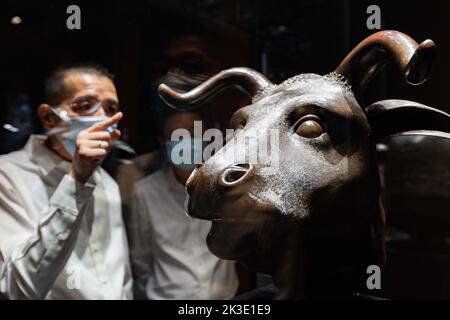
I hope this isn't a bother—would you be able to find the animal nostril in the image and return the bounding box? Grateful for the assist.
[219,163,254,188]
[224,170,247,183]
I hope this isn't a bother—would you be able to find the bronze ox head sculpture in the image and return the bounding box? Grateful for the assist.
[159,31,450,299]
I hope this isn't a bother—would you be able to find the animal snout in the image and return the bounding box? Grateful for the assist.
[218,163,254,189]
[185,166,200,197]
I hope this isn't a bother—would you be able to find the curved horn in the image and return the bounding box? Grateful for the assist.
[158,67,272,111]
[335,30,436,91]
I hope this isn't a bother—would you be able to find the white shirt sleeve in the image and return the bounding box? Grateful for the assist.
[127,186,154,299]
[0,172,95,300]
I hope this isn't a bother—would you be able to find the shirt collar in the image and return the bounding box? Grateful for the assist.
[25,134,72,176]
[163,166,187,194]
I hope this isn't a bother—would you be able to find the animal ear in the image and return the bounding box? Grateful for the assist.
[366,99,450,139]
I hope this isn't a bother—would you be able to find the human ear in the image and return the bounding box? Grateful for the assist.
[37,104,61,130]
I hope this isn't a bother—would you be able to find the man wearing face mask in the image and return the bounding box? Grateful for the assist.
[127,72,238,300]
[0,64,133,299]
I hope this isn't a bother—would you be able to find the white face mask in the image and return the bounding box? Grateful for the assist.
[165,138,207,172]
[48,106,117,157]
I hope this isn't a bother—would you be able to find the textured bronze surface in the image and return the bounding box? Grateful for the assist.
[159,30,450,299]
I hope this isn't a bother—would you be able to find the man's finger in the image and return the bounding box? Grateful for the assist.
[110,129,121,140]
[80,147,108,158]
[87,112,123,132]
[83,140,111,149]
[79,131,112,141]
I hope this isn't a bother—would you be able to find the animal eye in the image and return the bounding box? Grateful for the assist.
[293,115,324,138]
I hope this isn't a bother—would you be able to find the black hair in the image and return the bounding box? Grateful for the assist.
[152,71,208,136]
[44,63,114,106]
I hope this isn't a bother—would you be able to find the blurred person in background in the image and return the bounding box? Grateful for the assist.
[0,94,34,155]
[0,64,133,299]
[127,72,239,299]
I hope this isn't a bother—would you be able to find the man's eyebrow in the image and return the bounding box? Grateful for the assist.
[103,98,119,105]
[71,94,98,103]
[71,95,118,104]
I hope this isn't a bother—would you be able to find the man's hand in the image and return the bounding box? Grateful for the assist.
[69,112,123,183]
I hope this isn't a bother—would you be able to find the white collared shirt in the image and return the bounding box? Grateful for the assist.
[0,135,133,299]
[128,166,239,300]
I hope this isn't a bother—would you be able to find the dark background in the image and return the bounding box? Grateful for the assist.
[0,0,449,152]
[1,0,450,299]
